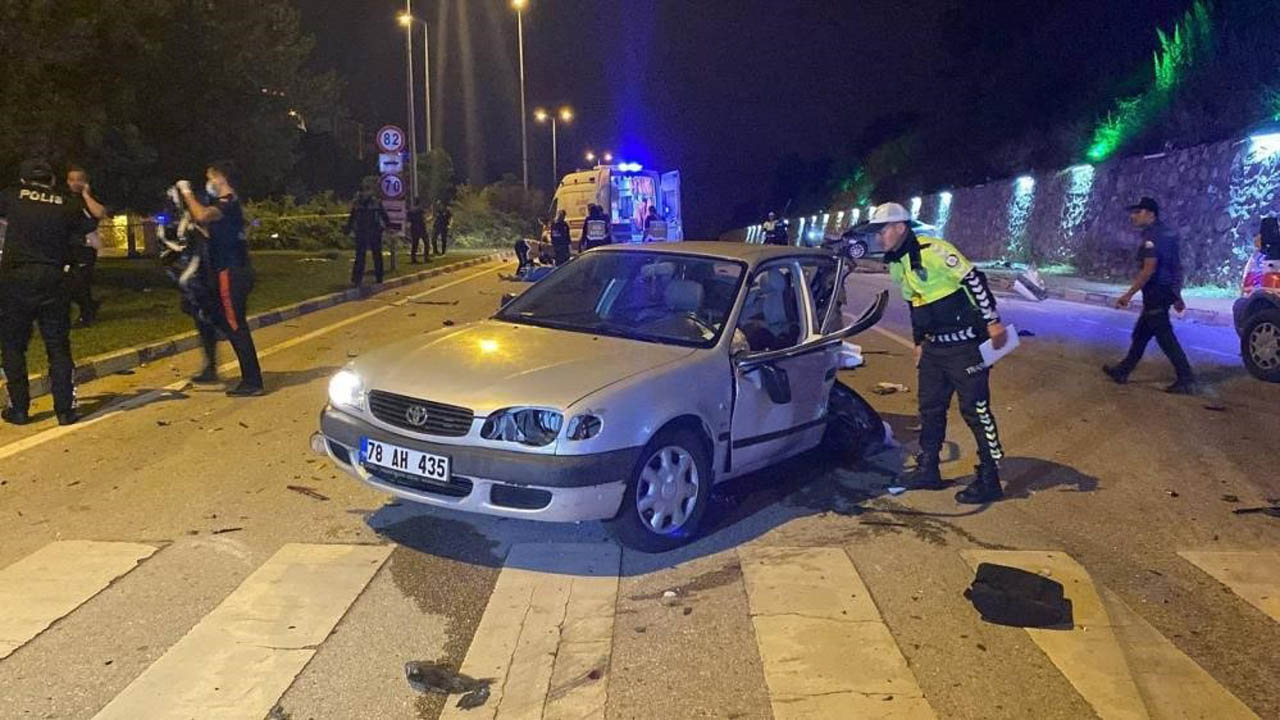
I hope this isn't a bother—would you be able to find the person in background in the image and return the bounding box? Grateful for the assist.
[550,210,571,266]
[431,201,452,256]
[0,159,98,425]
[407,199,428,263]
[581,204,610,251]
[1256,217,1280,259]
[1103,196,1196,394]
[177,160,264,396]
[344,182,391,286]
[643,205,667,242]
[64,165,107,326]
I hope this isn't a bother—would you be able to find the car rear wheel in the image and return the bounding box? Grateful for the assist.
[848,239,869,260]
[1241,308,1280,383]
[607,428,712,553]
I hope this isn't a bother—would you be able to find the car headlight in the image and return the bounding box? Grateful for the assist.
[480,408,564,446]
[566,414,603,441]
[328,369,365,411]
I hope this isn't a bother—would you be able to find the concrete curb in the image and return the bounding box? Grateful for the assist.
[852,262,1234,328]
[5,251,512,403]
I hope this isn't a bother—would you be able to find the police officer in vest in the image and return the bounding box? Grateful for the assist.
[858,202,1009,504]
[0,159,99,425]
[580,204,610,251]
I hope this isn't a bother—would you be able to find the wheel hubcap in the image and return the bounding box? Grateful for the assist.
[635,446,699,534]
[1249,322,1280,370]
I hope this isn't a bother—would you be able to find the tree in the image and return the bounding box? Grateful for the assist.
[0,0,341,210]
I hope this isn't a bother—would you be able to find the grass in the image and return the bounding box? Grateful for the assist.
[14,249,492,376]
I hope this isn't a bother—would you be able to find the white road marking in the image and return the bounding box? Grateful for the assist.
[961,550,1259,720]
[872,326,917,350]
[439,543,620,720]
[0,263,505,462]
[91,543,391,720]
[1178,551,1280,623]
[0,540,157,659]
[739,546,937,720]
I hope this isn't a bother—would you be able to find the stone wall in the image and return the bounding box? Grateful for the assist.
[727,136,1280,287]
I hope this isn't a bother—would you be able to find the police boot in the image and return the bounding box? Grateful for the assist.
[2,407,30,426]
[902,453,949,490]
[956,463,1004,504]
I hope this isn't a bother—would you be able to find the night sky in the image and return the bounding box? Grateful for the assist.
[298,0,1188,238]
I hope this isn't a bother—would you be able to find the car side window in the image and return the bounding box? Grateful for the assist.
[735,265,803,352]
[799,257,840,334]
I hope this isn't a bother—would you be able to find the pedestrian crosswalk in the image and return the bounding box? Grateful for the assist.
[0,539,1274,719]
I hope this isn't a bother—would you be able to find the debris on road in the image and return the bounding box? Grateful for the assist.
[405,661,492,709]
[442,319,456,326]
[286,485,329,501]
[267,706,292,720]
[412,299,459,306]
[1220,494,1240,503]
[886,486,907,496]
[1017,329,1036,337]
[873,382,910,395]
[964,562,1074,628]
[238,421,249,429]
[1233,505,1280,518]
[660,590,680,607]
[156,420,171,427]
[211,527,243,535]
[1165,490,1180,498]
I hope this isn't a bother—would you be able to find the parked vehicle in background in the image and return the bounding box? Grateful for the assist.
[1234,250,1280,382]
[314,242,889,551]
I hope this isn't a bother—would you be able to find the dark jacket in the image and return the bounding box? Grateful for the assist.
[0,183,97,270]
[550,220,571,246]
[344,195,391,239]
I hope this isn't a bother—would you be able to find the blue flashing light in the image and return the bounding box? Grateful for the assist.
[617,162,644,172]
[155,213,170,225]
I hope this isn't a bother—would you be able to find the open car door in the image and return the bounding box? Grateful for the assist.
[660,171,683,241]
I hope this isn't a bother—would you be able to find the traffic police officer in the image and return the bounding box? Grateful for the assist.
[859,202,1009,504]
[0,159,98,426]
[580,204,610,251]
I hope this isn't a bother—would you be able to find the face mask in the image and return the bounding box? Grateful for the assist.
[205,180,219,197]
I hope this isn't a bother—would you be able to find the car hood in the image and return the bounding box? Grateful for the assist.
[356,320,698,413]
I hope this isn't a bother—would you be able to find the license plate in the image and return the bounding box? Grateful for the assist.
[360,437,450,483]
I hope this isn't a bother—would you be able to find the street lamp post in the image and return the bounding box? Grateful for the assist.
[535,106,573,189]
[401,0,420,209]
[513,0,529,190]
[398,12,432,153]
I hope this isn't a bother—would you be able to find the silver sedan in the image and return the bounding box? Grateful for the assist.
[314,242,888,551]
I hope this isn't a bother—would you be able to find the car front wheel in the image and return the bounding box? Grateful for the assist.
[848,240,869,259]
[607,428,712,553]
[1241,308,1280,382]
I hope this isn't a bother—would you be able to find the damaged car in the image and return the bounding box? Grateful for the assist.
[313,242,889,551]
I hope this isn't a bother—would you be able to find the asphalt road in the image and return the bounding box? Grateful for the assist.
[0,257,1276,720]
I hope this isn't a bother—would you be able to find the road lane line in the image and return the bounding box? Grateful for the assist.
[439,543,620,720]
[1178,551,1280,623]
[738,546,937,720]
[0,263,505,462]
[0,541,157,659]
[91,543,391,720]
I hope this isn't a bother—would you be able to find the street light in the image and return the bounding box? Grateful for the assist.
[602,151,613,164]
[398,11,432,154]
[513,0,530,190]
[585,151,596,164]
[534,105,573,188]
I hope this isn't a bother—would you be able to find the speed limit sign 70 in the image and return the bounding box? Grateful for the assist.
[376,125,406,153]
[380,174,405,199]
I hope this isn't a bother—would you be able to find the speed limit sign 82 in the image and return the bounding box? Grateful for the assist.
[376,125,406,153]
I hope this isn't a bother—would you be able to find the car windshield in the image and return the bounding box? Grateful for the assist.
[496,252,747,347]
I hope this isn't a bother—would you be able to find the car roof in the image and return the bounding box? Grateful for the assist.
[593,241,831,266]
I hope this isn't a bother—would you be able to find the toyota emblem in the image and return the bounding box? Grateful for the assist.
[404,405,430,427]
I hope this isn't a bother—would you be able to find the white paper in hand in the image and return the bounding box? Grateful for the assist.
[979,324,1021,368]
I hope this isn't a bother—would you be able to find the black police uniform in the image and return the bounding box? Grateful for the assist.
[432,206,452,256]
[407,206,428,262]
[0,181,97,420]
[550,219,572,265]
[1110,221,1194,385]
[196,194,263,391]
[344,195,391,285]
[67,205,100,325]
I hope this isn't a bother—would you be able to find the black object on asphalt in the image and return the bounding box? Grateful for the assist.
[964,563,1074,628]
[405,661,492,709]
[1233,506,1280,518]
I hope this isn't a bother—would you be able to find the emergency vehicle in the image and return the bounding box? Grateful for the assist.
[540,163,683,254]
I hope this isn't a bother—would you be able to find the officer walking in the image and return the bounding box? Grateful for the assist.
[65,165,108,326]
[550,210,571,265]
[0,159,98,425]
[177,161,264,396]
[1103,197,1196,393]
[858,202,1009,504]
[343,182,391,286]
[431,201,452,256]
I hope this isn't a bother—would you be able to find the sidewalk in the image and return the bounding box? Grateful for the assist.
[852,259,1235,328]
